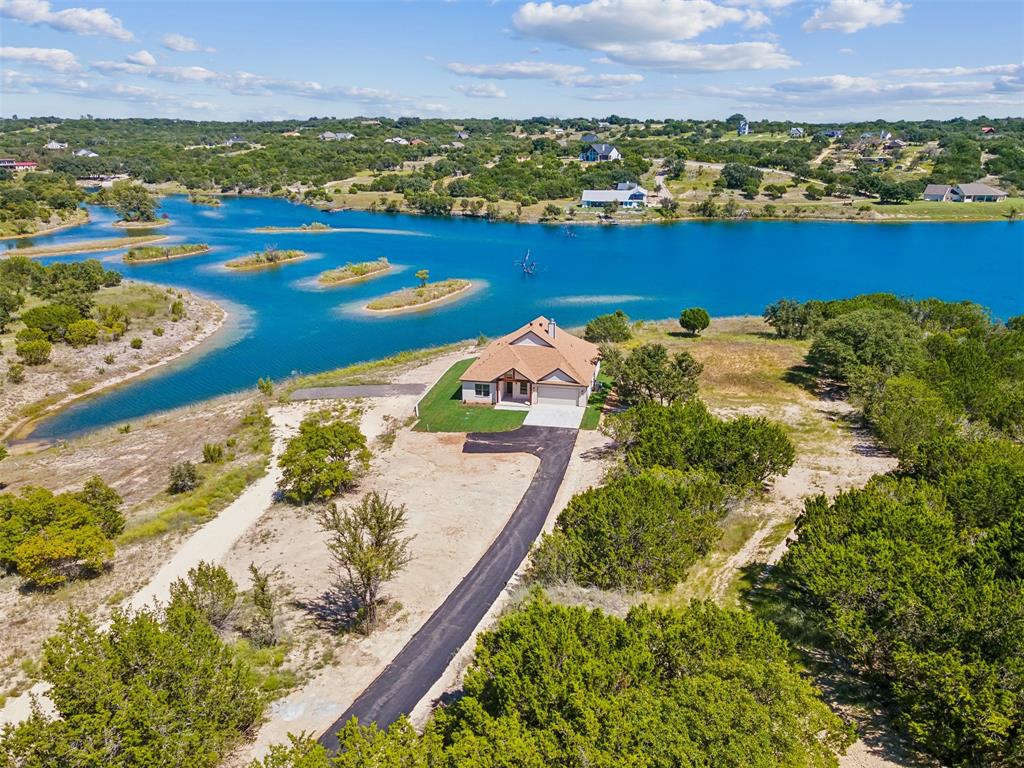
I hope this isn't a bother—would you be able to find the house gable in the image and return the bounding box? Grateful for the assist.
[510,331,554,348]
[540,368,579,384]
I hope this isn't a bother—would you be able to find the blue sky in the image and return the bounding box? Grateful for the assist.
[1,0,1022,121]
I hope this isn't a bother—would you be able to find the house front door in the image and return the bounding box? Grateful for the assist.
[505,381,513,397]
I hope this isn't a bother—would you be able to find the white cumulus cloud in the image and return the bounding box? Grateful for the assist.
[803,0,905,34]
[0,0,132,40]
[125,50,157,67]
[447,60,646,86]
[160,32,215,53]
[0,45,78,72]
[510,0,796,72]
[454,82,508,98]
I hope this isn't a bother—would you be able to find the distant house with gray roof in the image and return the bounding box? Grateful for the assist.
[922,184,952,201]
[581,182,648,208]
[579,143,621,162]
[951,182,1008,202]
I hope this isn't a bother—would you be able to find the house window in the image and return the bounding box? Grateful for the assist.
[474,383,490,397]
[520,382,529,395]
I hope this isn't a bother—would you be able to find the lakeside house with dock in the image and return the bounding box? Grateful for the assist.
[581,182,649,209]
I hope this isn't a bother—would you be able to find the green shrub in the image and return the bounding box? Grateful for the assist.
[169,561,238,628]
[678,306,711,336]
[129,337,143,349]
[0,477,123,587]
[66,318,100,348]
[153,326,164,336]
[277,415,370,503]
[168,461,199,494]
[531,468,725,590]
[16,338,52,365]
[19,303,80,341]
[584,309,632,343]
[7,363,25,383]
[202,443,224,464]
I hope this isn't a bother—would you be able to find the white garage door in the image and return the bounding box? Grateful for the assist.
[536,385,580,405]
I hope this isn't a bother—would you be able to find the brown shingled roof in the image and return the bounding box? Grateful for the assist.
[460,316,600,385]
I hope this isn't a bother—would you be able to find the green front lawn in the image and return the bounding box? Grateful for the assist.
[414,358,527,433]
[581,373,613,430]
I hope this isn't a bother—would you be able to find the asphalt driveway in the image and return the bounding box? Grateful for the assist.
[318,425,578,750]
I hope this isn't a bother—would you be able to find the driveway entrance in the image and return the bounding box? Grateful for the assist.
[523,403,585,428]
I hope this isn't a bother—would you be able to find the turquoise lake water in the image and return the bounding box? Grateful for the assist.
[5,195,1022,439]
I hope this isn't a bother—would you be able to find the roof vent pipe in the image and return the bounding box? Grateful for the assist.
[548,318,557,337]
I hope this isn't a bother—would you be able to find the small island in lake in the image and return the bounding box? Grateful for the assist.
[8,234,168,258]
[225,247,306,270]
[188,193,221,207]
[124,243,210,263]
[317,257,392,286]
[113,218,172,229]
[365,274,472,313]
[254,221,333,233]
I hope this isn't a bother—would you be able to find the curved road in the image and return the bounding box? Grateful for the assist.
[318,425,578,750]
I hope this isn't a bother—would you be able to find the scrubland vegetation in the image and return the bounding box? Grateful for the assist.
[124,242,210,262]
[365,277,470,311]
[316,257,390,285]
[225,248,305,270]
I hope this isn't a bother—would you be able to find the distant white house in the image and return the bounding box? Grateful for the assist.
[384,137,409,145]
[450,141,465,149]
[922,184,953,201]
[44,140,67,150]
[789,127,805,138]
[454,130,470,140]
[73,149,99,158]
[581,182,649,209]
[951,182,1007,202]
[361,119,381,126]
[579,143,621,162]
[737,120,751,136]
[319,131,354,141]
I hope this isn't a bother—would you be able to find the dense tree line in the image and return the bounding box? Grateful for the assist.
[0,172,85,235]
[765,293,1023,455]
[781,437,1023,766]
[254,595,853,767]
[760,291,1024,764]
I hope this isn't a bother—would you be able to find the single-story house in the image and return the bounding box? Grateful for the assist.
[737,120,751,136]
[460,316,601,408]
[581,181,649,209]
[384,137,409,145]
[789,127,805,138]
[822,129,843,139]
[319,131,354,141]
[0,159,16,170]
[44,141,67,150]
[581,132,600,144]
[981,126,996,135]
[74,149,99,158]
[579,143,621,162]
[410,138,428,146]
[281,130,301,137]
[454,130,470,140]
[14,161,37,171]
[951,182,1008,202]
[923,184,952,201]
[450,141,465,149]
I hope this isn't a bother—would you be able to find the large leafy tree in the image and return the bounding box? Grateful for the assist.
[278,415,371,503]
[614,342,703,406]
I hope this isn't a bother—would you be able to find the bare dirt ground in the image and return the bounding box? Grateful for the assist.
[0,282,225,440]
[226,350,548,763]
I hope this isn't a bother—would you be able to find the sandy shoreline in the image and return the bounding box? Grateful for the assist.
[0,211,91,241]
[112,218,173,229]
[5,235,169,259]
[363,280,477,315]
[123,245,212,264]
[2,291,228,444]
[317,263,394,286]
[224,253,307,271]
